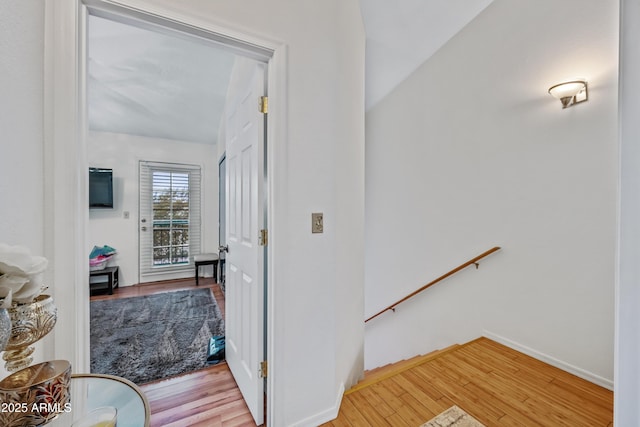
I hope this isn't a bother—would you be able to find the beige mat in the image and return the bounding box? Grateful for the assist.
[421,405,486,427]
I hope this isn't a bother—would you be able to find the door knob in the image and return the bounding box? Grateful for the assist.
[219,245,229,253]
[141,226,147,231]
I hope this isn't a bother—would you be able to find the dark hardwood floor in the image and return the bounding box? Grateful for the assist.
[90,276,256,427]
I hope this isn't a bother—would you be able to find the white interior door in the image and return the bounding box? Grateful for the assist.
[225,60,266,425]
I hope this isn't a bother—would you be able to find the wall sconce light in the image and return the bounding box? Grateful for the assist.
[548,80,588,109]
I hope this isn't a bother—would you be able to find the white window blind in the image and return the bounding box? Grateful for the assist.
[139,161,201,277]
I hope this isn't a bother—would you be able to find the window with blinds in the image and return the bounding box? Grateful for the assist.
[139,161,201,277]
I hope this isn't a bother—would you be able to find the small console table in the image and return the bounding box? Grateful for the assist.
[194,254,219,286]
[89,266,119,296]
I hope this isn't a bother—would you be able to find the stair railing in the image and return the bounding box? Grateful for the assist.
[364,246,501,323]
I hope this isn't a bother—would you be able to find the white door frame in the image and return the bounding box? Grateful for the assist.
[44,1,285,425]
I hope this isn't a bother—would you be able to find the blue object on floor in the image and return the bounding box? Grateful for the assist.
[207,336,225,364]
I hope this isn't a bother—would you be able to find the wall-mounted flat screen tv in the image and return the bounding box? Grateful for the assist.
[89,168,113,208]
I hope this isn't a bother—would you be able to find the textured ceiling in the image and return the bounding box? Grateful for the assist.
[88,14,236,144]
[88,1,495,142]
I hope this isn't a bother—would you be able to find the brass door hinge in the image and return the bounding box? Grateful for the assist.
[259,229,268,246]
[260,96,269,114]
[259,360,268,378]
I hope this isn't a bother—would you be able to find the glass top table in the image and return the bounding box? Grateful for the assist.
[48,374,150,427]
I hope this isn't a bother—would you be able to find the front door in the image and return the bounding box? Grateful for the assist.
[224,59,266,425]
[138,161,202,283]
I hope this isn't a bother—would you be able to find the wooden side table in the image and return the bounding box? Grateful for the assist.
[89,266,119,296]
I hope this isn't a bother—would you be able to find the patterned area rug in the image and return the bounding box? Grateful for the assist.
[422,406,486,427]
[90,288,224,384]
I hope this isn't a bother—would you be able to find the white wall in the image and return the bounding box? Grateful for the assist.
[0,0,49,379]
[87,131,219,287]
[617,0,640,423]
[365,0,618,388]
[45,1,365,426]
[0,0,44,253]
[331,0,366,395]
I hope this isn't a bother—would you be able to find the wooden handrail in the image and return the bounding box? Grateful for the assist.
[364,246,501,323]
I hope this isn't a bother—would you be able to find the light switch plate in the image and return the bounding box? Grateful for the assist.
[312,213,323,233]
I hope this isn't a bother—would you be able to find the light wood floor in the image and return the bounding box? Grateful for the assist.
[92,284,613,426]
[142,361,256,427]
[322,337,613,427]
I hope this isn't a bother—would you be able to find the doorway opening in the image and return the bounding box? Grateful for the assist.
[83,5,271,425]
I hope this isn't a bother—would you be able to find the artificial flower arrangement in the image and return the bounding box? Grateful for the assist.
[0,243,48,308]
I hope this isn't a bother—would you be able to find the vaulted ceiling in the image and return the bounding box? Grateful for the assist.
[88,1,494,144]
[360,0,494,109]
[88,15,236,144]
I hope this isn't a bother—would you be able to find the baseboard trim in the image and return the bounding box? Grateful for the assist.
[289,383,345,427]
[483,330,613,390]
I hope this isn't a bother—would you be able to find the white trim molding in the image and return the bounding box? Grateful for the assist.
[44,0,91,374]
[483,331,614,391]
